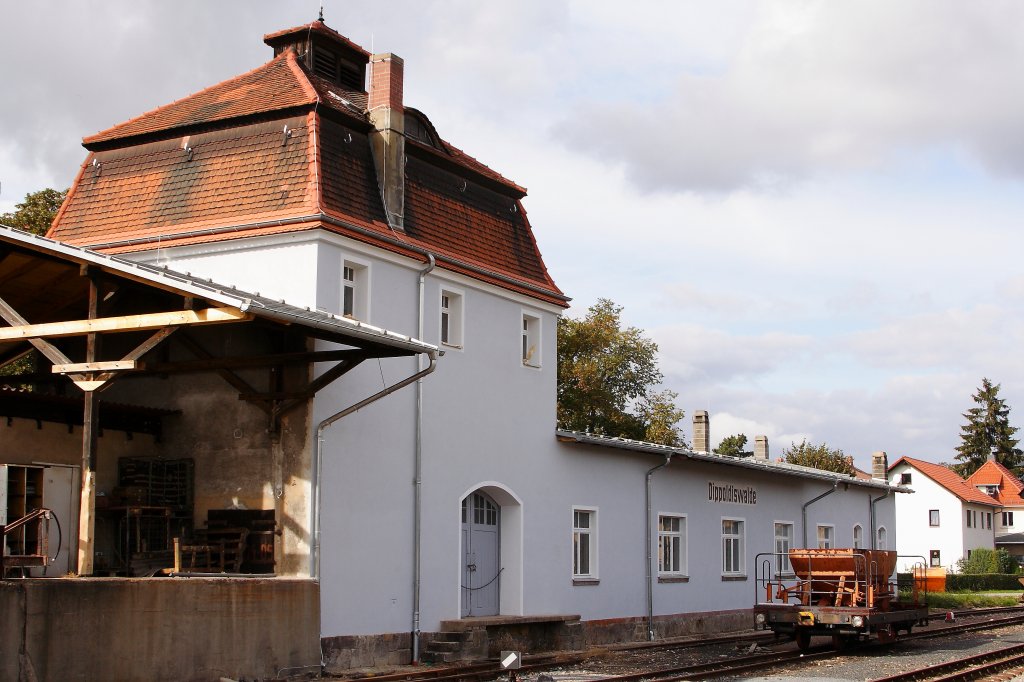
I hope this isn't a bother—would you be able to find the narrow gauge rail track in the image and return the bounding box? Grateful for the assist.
[332,607,1024,682]
[867,642,1024,682]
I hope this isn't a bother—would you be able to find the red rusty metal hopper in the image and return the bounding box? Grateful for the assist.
[789,548,896,585]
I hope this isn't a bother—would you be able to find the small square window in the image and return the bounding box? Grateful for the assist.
[929,510,940,527]
[573,507,597,579]
[722,518,745,575]
[774,522,794,575]
[522,312,541,367]
[658,514,686,576]
[816,525,834,549]
[900,472,912,485]
[440,289,464,348]
[341,259,369,320]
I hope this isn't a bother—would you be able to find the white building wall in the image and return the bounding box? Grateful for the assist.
[137,230,901,639]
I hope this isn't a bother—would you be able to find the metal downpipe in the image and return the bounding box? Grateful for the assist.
[310,352,438,580]
[412,254,435,664]
[645,454,672,641]
[801,479,840,548]
[870,488,890,549]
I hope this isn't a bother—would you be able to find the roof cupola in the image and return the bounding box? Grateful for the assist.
[263,18,370,92]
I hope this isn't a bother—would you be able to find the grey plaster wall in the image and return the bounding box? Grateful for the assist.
[0,578,319,682]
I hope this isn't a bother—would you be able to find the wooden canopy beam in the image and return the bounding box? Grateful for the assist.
[0,306,251,341]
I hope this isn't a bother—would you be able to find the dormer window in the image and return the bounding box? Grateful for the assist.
[405,111,440,149]
[977,484,999,496]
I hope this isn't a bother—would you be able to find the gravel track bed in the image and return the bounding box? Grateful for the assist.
[528,617,1024,682]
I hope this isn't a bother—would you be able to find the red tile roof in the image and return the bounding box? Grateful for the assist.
[891,456,1001,506]
[263,20,370,58]
[84,51,318,146]
[965,460,1024,507]
[50,25,566,306]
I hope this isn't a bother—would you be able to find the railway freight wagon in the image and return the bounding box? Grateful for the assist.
[753,549,930,650]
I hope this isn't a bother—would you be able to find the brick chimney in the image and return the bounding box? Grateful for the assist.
[754,435,769,461]
[693,411,709,454]
[368,53,406,229]
[872,451,888,482]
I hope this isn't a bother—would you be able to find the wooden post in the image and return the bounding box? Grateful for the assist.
[76,270,101,576]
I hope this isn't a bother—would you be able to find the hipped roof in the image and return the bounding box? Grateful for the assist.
[890,456,1001,507]
[48,23,566,307]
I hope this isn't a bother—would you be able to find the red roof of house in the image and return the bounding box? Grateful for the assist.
[48,23,566,307]
[965,460,1024,507]
[890,456,1001,506]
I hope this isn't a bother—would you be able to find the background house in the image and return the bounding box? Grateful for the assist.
[965,457,1024,564]
[889,456,998,570]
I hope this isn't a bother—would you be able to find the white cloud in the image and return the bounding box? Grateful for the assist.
[556,2,1024,193]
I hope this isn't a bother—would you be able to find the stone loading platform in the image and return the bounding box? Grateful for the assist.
[422,614,583,663]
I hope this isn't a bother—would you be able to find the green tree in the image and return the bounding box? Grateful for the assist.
[783,440,854,475]
[714,434,751,457]
[0,187,67,236]
[0,188,65,383]
[954,378,1024,478]
[557,299,685,446]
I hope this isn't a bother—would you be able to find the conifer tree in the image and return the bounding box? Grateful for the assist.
[954,378,1024,478]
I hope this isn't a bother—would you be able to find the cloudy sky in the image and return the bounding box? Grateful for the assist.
[3,1,1024,469]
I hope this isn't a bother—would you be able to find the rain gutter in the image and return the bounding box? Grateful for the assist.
[412,253,435,663]
[310,352,437,580]
[645,454,672,641]
[801,479,840,548]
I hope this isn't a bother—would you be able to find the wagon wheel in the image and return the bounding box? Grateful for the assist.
[795,630,812,651]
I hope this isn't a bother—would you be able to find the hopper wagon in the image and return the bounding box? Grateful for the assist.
[753,548,929,650]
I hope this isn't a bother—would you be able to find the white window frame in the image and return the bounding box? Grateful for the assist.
[1003,511,1014,528]
[439,287,464,349]
[817,524,834,549]
[852,524,863,550]
[657,513,687,577]
[877,526,887,550]
[572,506,598,580]
[341,256,370,320]
[774,521,794,576]
[721,517,745,576]
[521,311,542,368]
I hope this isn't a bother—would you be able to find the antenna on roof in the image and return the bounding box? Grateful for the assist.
[318,3,324,22]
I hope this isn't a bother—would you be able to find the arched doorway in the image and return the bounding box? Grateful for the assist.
[461,490,501,617]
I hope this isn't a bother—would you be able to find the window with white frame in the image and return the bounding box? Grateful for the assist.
[439,289,464,348]
[722,518,745,575]
[657,514,686,576]
[817,525,834,549]
[853,524,863,549]
[521,312,541,367]
[966,509,976,528]
[929,509,940,527]
[573,507,597,579]
[1003,511,1014,527]
[341,259,369,320]
[877,526,887,550]
[774,522,794,575]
